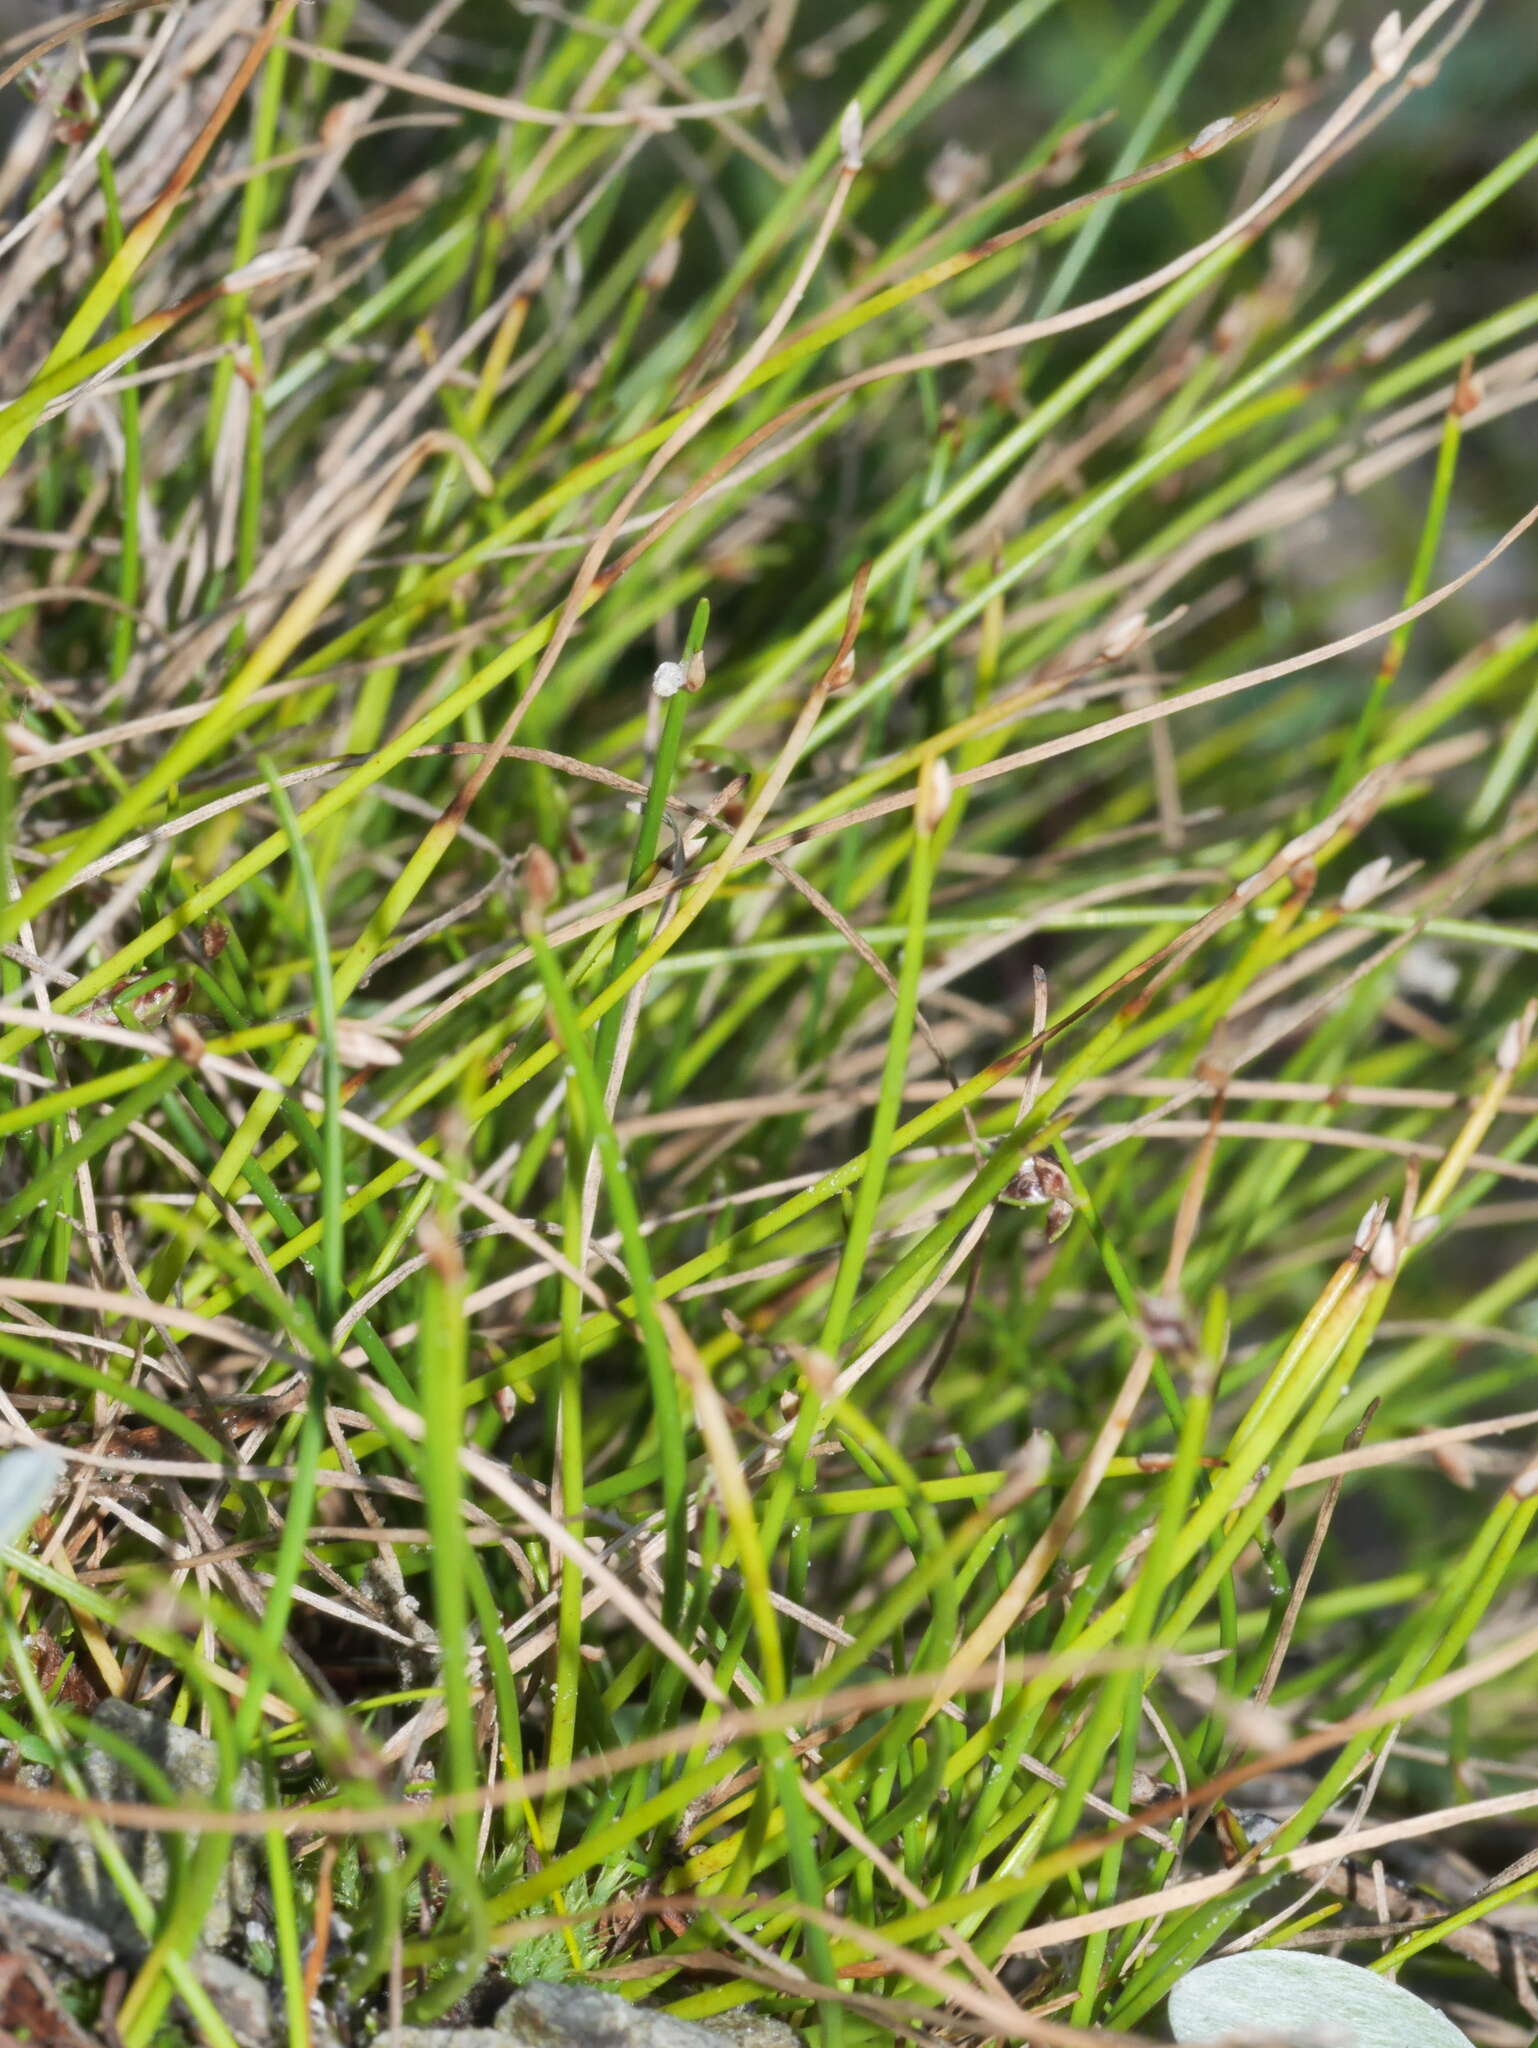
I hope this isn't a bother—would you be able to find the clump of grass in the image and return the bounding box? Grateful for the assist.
[1,3,1538,2045]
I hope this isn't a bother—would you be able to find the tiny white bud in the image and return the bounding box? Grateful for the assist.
[1398,942,1458,1005]
[1368,1218,1398,1279]
[320,95,366,147]
[652,660,687,699]
[1222,1695,1295,1754]
[1322,31,1353,74]
[826,648,857,693]
[1214,299,1255,354]
[641,236,681,292]
[521,844,560,921]
[1353,1199,1388,1252]
[1277,823,1322,871]
[1496,1010,1532,1073]
[220,246,317,294]
[332,1019,404,1068]
[1407,1213,1440,1248]
[168,1015,206,1066]
[801,1347,836,1399]
[839,100,864,171]
[1188,116,1236,159]
[1012,1430,1054,1489]
[992,1430,1056,1516]
[926,141,984,209]
[1339,855,1394,912]
[1044,125,1089,187]
[1100,610,1148,662]
[1360,305,1430,365]
[416,1213,464,1284]
[917,754,954,835]
[3,720,47,759]
[521,248,554,297]
[1510,1452,1538,1502]
[1370,11,1404,78]
[1266,228,1314,296]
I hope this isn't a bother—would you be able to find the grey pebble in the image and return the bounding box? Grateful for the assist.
[495,1981,794,2048]
[38,1698,264,1956]
[0,1887,116,1972]
[189,1955,276,2048]
[0,1758,52,1882]
[378,1982,804,2048]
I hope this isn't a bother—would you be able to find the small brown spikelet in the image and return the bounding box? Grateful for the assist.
[521,844,560,928]
[1001,1154,1075,1242]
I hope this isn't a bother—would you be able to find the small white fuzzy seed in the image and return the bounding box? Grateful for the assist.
[1013,1431,1054,1487]
[652,660,687,698]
